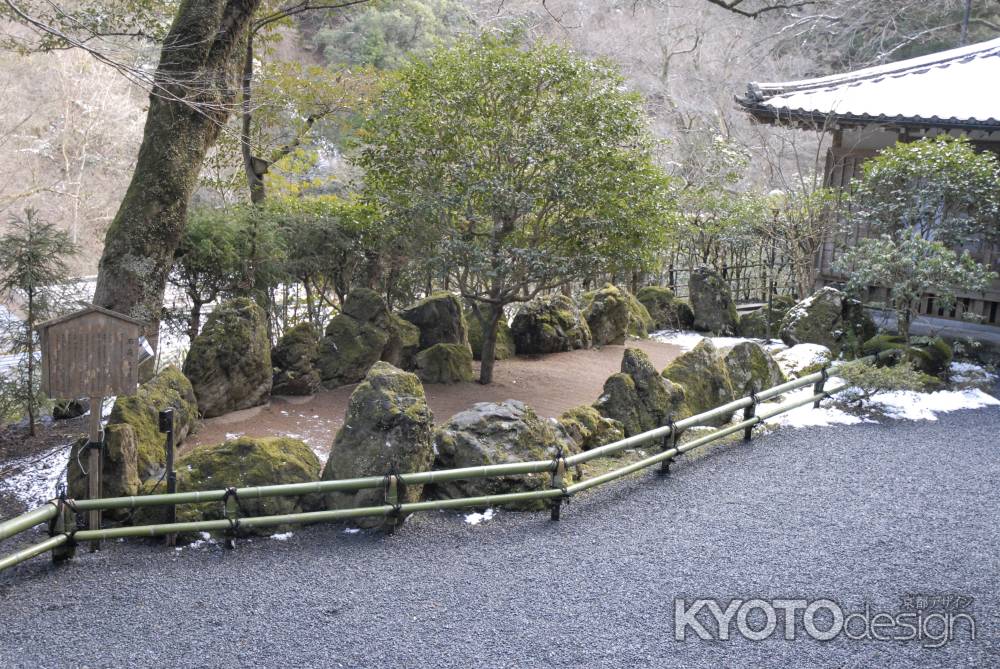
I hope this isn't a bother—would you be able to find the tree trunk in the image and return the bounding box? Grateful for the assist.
[188,298,203,344]
[477,304,503,385]
[92,0,261,352]
[25,287,36,437]
[898,307,912,344]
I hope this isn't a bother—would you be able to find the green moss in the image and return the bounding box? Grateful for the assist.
[415,343,474,383]
[661,340,735,425]
[272,322,321,395]
[317,312,389,387]
[688,268,739,335]
[558,405,625,451]
[862,334,953,377]
[466,310,515,361]
[636,286,694,330]
[511,294,591,353]
[135,436,321,534]
[582,283,631,345]
[721,341,786,396]
[108,365,198,479]
[399,291,468,350]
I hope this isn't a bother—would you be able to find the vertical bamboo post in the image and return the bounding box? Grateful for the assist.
[743,392,757,442]
[660,420,676,475]
[87,396,103,551]
[159,409,176,547]
[813,368,828,409]
[549,453,566,521]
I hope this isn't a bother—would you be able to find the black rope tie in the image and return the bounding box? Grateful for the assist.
[383,469,403,516]
[221,487,243,546]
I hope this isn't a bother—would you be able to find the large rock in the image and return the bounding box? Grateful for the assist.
[594,348,685,437]
[271,323,321,396]
[661,339,735,426]
[466,310,515,361]
[108,365,198,478]
[321,362,434,529]
[688,266,739,335]
[720,341,786,396]
[430,400,577,510]
[862,334,952,376]
[737,295,796,339]
[136,436,321,532]
[773,344,833,379]
[399,292,468,350]
[636,286,695,331]
[780,287,876,356]
[582,284,633,345]
[317,288,414,387]
[415,343,474,384]
[68,424,140,519]
[511,294,592,354]
[183,298,271,418]
[558,406,625,452]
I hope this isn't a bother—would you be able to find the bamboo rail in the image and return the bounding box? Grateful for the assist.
[0,362,857,577]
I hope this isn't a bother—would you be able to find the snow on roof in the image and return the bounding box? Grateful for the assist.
[738,36,1000,130]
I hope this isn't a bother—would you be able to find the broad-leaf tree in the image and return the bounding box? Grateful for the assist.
[357,36,674,384]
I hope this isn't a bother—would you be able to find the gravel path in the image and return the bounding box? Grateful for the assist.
[1,406,998,668]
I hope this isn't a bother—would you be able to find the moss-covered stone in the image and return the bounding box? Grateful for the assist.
[430,400,578,510]
[68,424,140,520]
[415,343,475,384]
[558,405,625,452]
[183,298,272,418]
[780,287,875,357]
[466,310,515,361]
[400,292,468,350]
[511,294,592,354]
[317,288,408,387]
[594,348,685,436]
[721,341,786,396]
[582,283,632,345]
[322,362,434,529]
[862,334,953,377]
[271,322,321,396]
[108,364,198,478]
[737,295,796,339]
[136,436,321,533]
[661,339,735,425]
[636,286,695,331]
[688,267,739,335]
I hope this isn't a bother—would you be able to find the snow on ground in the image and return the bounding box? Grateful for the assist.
[343,527,361,535]
[949,361,997,386]
[0,444,71,507]
[270,532,294,541]
[651,330,781,353]
[766,384,874,429]
[464,508,496,525]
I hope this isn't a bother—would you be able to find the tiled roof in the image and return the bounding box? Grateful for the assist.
[738,37,1000,130]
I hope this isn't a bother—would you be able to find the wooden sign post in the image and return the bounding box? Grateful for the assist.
[36,305,144,551]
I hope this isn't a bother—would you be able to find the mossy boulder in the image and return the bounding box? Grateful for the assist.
[399,292,468,350]
[430,400,578,510]
[183,298,272,418]
[581,283,632,345]
[271,322,321,396]
[594,348,686,437]
[636,286,695,331]
[780,287,876,356]
[135,436,321,533]
[558,405,625,452]
[466,310,515,361]
[108,365,198,478]
[317,288,409,387]
[68,424,140,520]
[862,334,953,376]
[688,266,739,335]
[773,344,834,378]
[721,341,786,396]
[415,343,474,384]
[511,294,592,354]
[322,362,434,529]
[737,295,796,339]
[661,339,735,426]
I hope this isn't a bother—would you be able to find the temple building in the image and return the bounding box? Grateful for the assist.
[738,36,1000,327]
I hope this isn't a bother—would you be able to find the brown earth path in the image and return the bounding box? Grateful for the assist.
[188,338,683,457]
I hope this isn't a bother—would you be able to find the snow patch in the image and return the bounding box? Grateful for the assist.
[651,330,764,352]
[464,508,496,525]
[270,532,294,541]
[871,388,1000,421]
[773,344,831,378]
[343,527,361,535]
[949,361,996,385]
[0,444,71,507]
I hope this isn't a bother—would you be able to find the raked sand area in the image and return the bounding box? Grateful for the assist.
[188,338,684,458]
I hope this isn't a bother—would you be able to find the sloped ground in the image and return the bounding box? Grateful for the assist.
[1,402,997,668]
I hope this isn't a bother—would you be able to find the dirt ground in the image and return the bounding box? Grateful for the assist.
[189,338,683,456]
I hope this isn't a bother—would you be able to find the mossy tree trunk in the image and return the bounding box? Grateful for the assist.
[477,304,504,385]
[92,0,262,351]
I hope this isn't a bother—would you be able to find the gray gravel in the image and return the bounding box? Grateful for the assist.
[1,405,999,668]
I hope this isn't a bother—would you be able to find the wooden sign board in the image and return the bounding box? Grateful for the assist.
[37,305,144,399]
